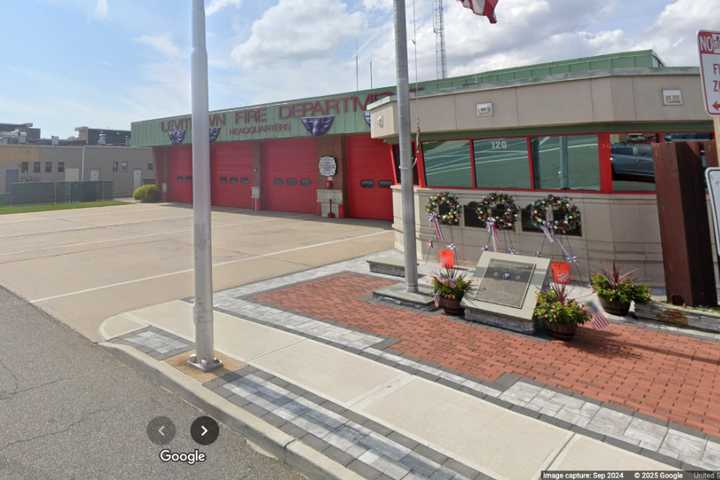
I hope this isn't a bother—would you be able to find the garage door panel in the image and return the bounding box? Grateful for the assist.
[262,139,318,214]
[168,145,193,204]
[212,143,254,209]
[345,135,393,220]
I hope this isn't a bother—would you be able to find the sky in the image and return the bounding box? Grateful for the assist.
[1,0,718,138]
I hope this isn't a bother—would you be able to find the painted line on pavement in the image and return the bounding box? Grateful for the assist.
[30,230,391,304]
[0,216,281,258]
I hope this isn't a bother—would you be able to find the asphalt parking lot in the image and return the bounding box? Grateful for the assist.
[0,202,393,341]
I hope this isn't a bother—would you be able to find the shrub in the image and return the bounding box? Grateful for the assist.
[534,283,589,326]
[432,267,472,301]
[591,263,651,305]
[133,184,161,203]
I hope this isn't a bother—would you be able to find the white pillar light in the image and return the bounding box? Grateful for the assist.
[188,0,221,372]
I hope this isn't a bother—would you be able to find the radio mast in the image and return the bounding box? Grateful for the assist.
[433,0,447,79]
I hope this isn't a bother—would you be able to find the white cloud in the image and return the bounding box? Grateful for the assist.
[362,0,392,10]
[136,34,183,59]
[231,0,365,67]
[207,0,243,16]
[634,0,720,65]
[94,0,108,19]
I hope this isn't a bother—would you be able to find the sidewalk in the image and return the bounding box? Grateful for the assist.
[99,254,719,479]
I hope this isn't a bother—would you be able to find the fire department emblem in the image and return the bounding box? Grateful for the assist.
[209,127,221,143]
[363,111,371,127]
[168,128,186,145]
[301,116,335,137]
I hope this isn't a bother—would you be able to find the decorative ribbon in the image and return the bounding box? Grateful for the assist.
[428,213,445,242]
[541,225,576,263]
[486,218,498,252]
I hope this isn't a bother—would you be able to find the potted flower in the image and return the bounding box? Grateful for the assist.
[591,263,651,316]
[534,283,589,340]
[432,267,472,315]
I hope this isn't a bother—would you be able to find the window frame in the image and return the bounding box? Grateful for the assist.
[416,131,697,195]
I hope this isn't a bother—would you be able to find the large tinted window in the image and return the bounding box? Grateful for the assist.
[474,138,530,189]
[531,135,599,190]
[611,134,656,192]
[423,141,472,188]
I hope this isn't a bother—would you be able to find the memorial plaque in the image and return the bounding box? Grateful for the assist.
[461,252,550,334]
[473,259,535,309]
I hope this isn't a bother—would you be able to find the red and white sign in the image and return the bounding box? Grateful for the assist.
[698,30,720,115]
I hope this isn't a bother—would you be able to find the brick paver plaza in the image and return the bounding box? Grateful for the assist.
[250,272,720,438]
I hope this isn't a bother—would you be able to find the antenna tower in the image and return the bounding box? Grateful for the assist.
[433,0,447,79]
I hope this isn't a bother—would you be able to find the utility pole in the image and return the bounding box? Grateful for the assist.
[370,59,373,89]
[355,55,360,91]
[188,0,221,372]
[393,0,419,293]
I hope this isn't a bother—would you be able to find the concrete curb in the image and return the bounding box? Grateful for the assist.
[100,341,362,480]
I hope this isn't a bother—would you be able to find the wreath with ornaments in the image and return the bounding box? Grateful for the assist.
[475,193,519,230]
[426,192,461,226]
[530,195,581,235]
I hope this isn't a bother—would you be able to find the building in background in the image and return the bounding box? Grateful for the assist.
[0,144,155,198]
[75,127,131,146]
[0,123,41,144]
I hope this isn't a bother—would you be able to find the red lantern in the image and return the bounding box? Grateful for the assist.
[551,261,571,284]
[438,248,455,268]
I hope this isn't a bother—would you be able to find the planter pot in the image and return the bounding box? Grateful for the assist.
[599,297,631,316]
[437,296,464,316]
[545,322,577,341]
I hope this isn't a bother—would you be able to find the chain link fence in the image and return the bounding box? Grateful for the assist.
[7,181,114,205]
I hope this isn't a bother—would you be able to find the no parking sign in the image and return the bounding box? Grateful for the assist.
[698,30,720,115]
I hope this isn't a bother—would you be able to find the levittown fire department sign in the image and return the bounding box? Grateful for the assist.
[699,30,720,115]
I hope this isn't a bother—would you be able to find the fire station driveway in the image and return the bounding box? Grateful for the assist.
[0,203,393,341]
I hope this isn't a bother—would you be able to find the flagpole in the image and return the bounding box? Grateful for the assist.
[393,0,419,293]
[188,0,221,372]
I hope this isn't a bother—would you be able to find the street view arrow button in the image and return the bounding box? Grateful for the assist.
[147,416,176,445]
[191,416,219,446]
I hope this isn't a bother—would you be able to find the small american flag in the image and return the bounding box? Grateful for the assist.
[585,301,610,330]
[457,0,499,24]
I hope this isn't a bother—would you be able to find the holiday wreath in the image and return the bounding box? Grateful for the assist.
[426,192,461,226]
[530,195,581,235]
[475,192,519,230]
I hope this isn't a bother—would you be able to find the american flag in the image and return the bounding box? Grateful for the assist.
[457,0,499,24]
[585,301,610,330]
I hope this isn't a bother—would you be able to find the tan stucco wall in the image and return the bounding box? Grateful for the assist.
[0,145,155,197]
[371,73,709,139]
[391,187,718,288]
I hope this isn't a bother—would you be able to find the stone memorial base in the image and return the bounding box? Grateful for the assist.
[464,308,537,334]
[373,283,437,311]
[461,252,550,335]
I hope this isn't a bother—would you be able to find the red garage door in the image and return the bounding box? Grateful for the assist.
[345,135,394,220]
[211,142,254,209]
[167,145,193,204]
[261,139,318,214]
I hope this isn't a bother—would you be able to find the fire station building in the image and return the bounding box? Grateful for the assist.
[131,50,714,285]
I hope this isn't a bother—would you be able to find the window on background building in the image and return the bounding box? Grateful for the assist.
[58,162,65,173]
[33,162,41,173]
[473,138,531,189]
[148,162,154,171]
[20,162,28,173]
[113,161,119,173]
[530,135,600,190]
[611,133,657,192]
[45,161,52,173]
[423,140,472,188]
[120,162,128,172]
